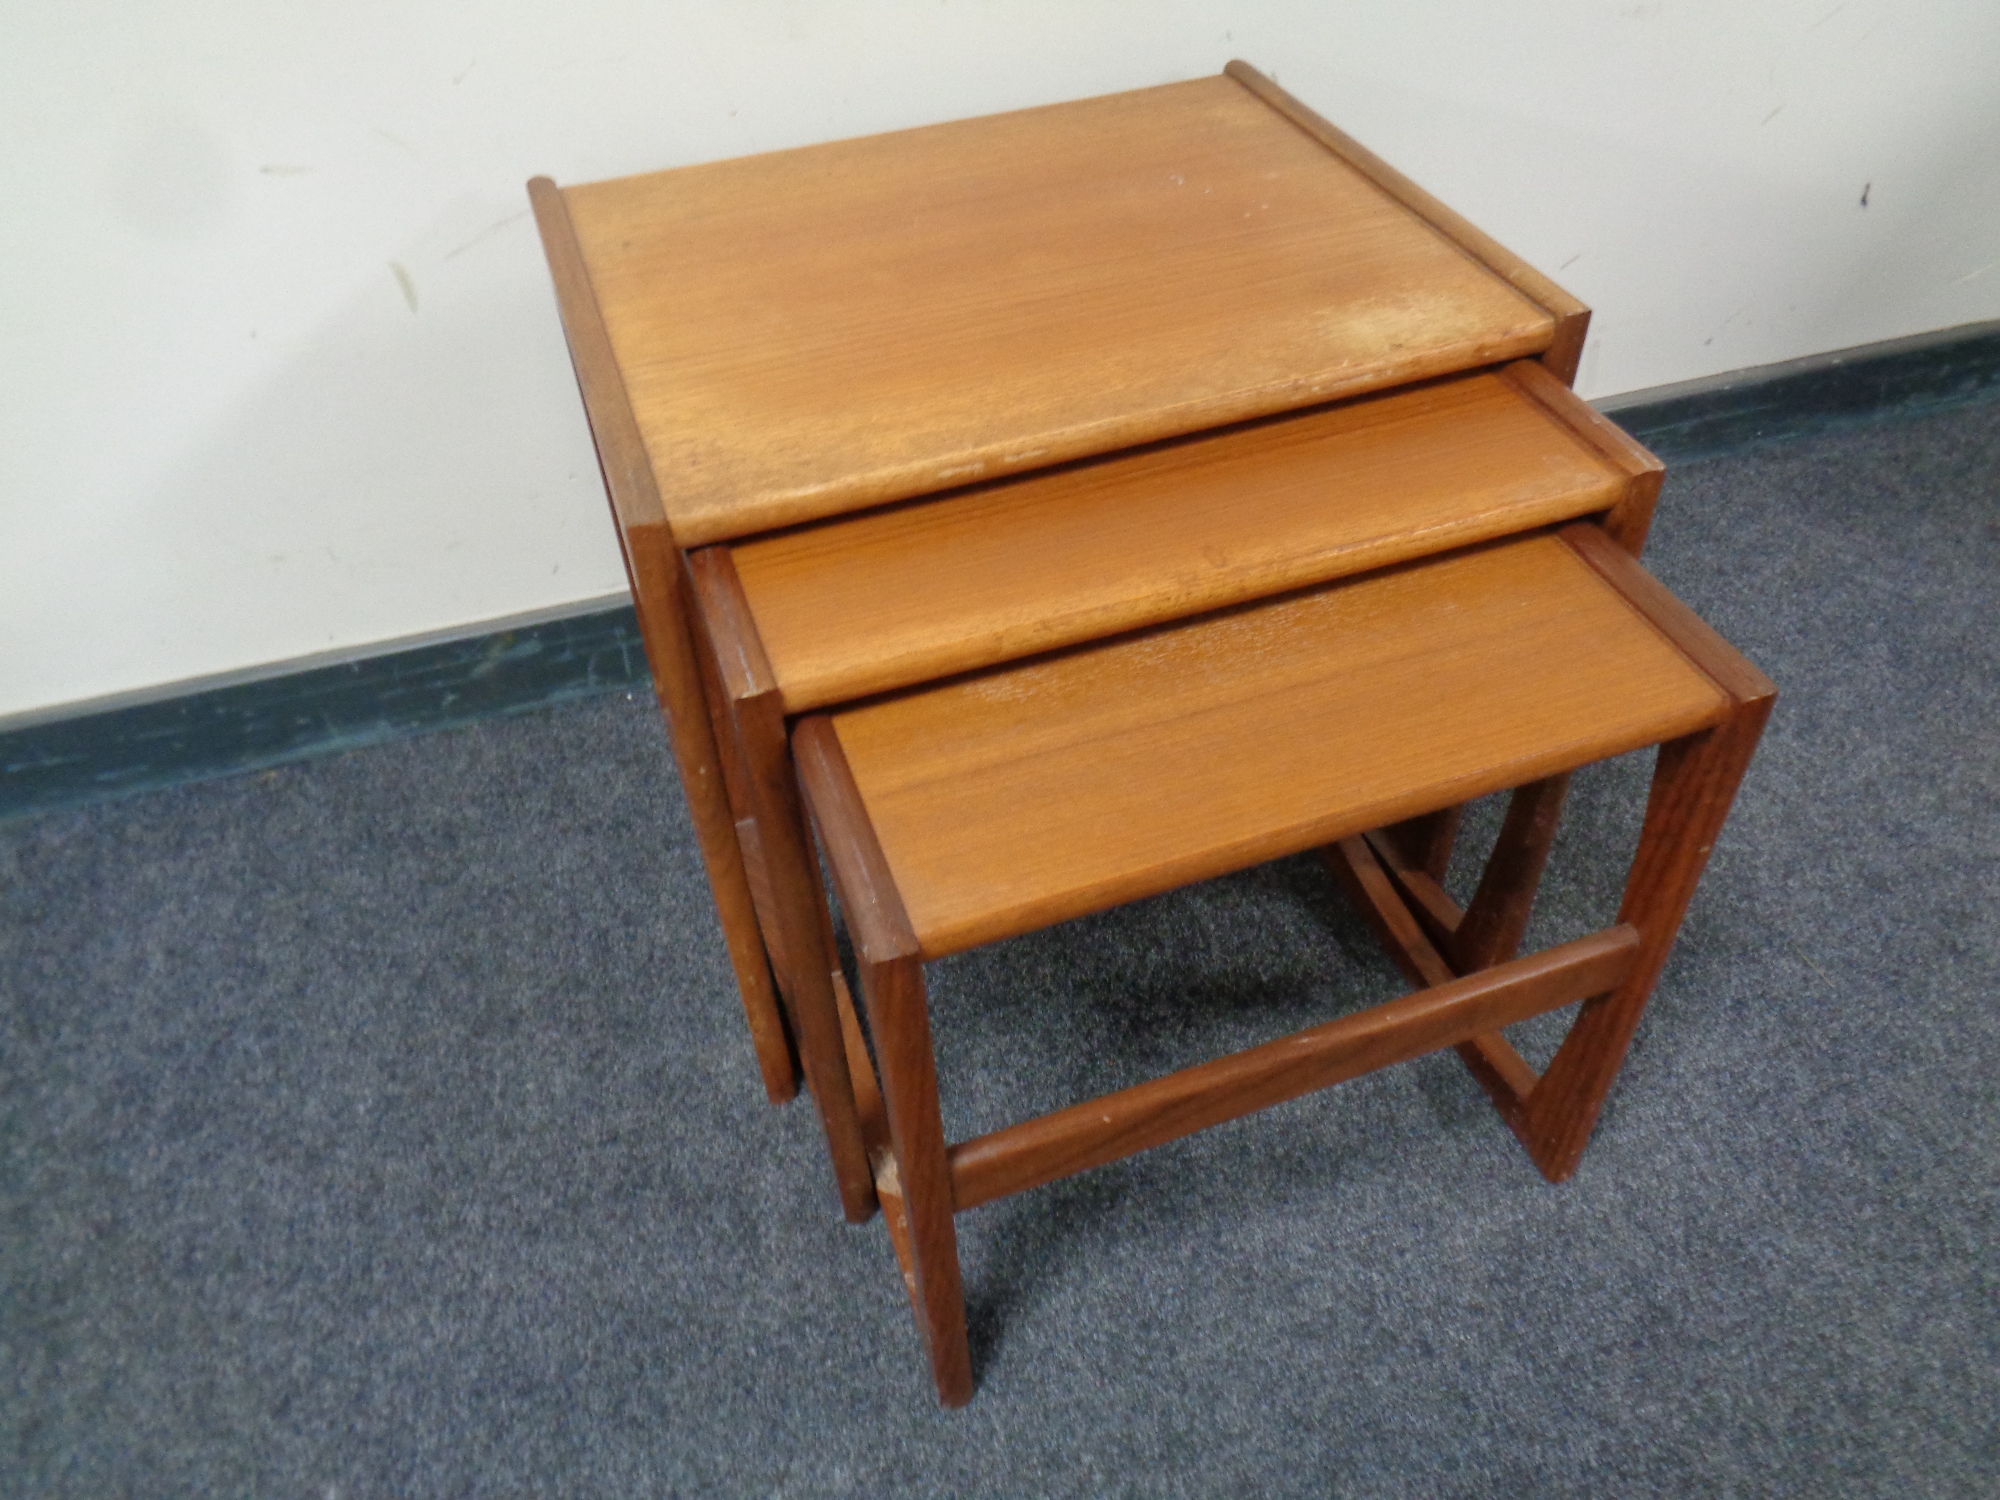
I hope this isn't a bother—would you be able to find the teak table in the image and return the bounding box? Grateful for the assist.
[787,523,1771,1404]
[530,62,1593,1105]
[528,63,1768,1405]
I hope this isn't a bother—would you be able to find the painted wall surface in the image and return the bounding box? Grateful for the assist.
[4,1,1997,719]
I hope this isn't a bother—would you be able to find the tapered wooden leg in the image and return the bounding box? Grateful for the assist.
[794,714,973,1406]
[855,951,973,1407]
[669,774,801,1104]
[687,585,805,1079]
[1318,834,1566,1162]
[1383,804,1463,883]
[687,550,877,1220]
[734,715,879,1222]
[731,815,798,1004]
[1367,776,1571,977]
[1332,726,1761,1180]
[631,537,801,1104]
[690,571,818,1095]
[1518,702,1772,1180]
[1352,776,1569,1121]
[528,181,799,1106]
[1452,773,1571,971]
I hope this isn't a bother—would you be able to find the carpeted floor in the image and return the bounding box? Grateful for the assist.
[4,396,1996,1496]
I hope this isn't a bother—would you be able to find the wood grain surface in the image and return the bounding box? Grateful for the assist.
[1222,61,1591,384]
[561,74,1555,543]
[828,533,1731,958]
[794,716,923,969]
[1499,359,1663,552]
[734,369,1630,711]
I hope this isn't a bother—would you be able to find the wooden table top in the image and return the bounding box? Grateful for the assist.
[729,367,1637,712]
[560,70,1564,544]
[826,532,1728,958]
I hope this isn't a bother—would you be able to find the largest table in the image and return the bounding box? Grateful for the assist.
[528,61,1593,1107]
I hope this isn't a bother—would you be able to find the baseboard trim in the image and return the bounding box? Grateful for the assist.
[1602,318,2000,463]
[7,318,1999,822]
[2,603,648,822]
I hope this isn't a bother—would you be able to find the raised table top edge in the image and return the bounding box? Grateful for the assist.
[558,71,1568,544]
[827,531,1734,957]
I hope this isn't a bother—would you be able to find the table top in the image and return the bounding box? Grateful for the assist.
[560,70,1563,545]
[730,367,1632,712]
[824,532,1729,958]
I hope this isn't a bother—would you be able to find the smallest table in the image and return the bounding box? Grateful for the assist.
[752,524,1774,1406]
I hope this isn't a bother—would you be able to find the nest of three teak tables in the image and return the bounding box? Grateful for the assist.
[530,62,1772,1406]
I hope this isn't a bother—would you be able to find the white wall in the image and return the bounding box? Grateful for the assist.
[5,0,1997,721]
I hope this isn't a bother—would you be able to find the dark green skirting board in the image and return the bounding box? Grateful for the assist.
[5,317,1997,823]
[1604,318,2000,462]
[0,607,648,822]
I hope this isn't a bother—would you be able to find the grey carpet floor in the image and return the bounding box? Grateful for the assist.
[4,396,1997,1497]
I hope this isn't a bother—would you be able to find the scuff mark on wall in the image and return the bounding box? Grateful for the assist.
[390,262,418,312]
[443,210,530,261]
[1703,303,1753,347]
